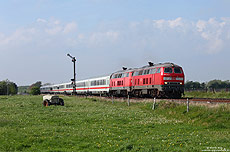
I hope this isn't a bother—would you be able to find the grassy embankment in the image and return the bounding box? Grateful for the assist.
[0,95,229,151]
[184,91,230,98]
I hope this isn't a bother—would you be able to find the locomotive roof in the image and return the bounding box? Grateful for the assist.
[112,62,181,74]
[141,62,181,68]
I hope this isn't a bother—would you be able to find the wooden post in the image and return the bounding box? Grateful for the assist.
[152,97,156,110]
[127,95,130,106]
[187,98,189,112]
[112,95,114,104]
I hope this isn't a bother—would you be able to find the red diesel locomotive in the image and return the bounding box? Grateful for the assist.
[110,62,184,98]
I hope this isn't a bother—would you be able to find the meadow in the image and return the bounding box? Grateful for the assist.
[0,95,229,151]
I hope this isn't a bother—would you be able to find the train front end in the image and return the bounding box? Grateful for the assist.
[161,64,184,98]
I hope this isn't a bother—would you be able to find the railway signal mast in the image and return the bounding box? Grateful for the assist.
[67,53,76,95]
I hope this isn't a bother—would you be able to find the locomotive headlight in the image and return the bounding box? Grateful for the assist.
[163,77,172,80]
[180,82,183,85]
[176,77,184,81]
[165,82,168,84]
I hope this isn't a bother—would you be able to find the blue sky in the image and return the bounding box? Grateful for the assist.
[0,0,230,85]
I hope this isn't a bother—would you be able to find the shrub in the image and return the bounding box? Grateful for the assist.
[30,86,40,95]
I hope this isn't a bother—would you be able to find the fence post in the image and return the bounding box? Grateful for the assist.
[127,95,130,106]
[187,98,189,112]
[152,97,156,110]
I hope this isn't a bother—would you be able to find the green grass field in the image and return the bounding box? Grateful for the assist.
[0,95,230,151]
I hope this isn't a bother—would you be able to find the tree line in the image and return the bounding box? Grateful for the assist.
[0,80,18,95]
[185,80,230,91]
[0,80,42,95]
[1,79,230,95]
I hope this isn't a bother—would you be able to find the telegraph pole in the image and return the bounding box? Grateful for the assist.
[67,54,76,95]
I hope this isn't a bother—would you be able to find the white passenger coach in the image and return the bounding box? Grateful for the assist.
[40,76,110,95]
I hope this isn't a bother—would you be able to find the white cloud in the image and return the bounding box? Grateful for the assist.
[195,18,230,54]
[36,18,47,23]
[168,17,183,28]
[45,26,62,35]
[88,31,119,47]
[63,22,77,34]
[196,20,206,32]
[153,17,184,29]
[153,19,165,29]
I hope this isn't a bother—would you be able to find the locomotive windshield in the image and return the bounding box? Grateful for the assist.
[164,67,172,73]
[174,67,182,73]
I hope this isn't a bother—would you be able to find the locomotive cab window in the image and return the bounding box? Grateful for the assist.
[164,67,172,73]
[174,67,182,73]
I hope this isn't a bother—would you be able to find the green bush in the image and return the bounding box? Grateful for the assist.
[29,86,40,95]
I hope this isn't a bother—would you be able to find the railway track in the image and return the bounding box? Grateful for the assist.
[181,97,230,103]
[85,95,230,104]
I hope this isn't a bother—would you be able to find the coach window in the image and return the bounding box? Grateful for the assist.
[126,73,129,77]
[156,68,161,73]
